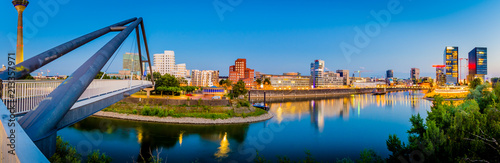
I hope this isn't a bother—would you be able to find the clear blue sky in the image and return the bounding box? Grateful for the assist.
[1,0,499,79]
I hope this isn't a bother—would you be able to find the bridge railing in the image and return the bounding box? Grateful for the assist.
[1,79,151,114]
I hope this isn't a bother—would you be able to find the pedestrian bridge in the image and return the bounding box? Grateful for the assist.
[1,79,151,162]
[0,17,155,162]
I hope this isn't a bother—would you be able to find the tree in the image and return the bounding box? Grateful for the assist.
[95,71,111,79]
[470,78,483,89]
[219,79,232,89]
[256,78,262,85]
[387,87,500,163]
[232,80,248,98]
[20,73,34,80]
[263,78,271,85]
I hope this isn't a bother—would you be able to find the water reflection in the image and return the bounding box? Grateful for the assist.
[69,117,249,162]
[60,91,432,162]
[214,132,230,160]
[269,91,431,132]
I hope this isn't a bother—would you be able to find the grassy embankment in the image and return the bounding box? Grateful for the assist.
[102,100,267,120]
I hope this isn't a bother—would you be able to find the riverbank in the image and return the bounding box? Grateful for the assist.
[249,88,429,102]
[93,111,274,125]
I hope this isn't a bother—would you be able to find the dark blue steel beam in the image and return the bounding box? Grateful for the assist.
[18,17,142,157]
[0,18,137,80]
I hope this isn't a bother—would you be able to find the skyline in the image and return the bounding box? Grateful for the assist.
[1,0,499,79]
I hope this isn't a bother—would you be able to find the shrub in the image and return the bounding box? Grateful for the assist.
[87,150,112,163]
[132,109,138,114]
[141,106,151,115]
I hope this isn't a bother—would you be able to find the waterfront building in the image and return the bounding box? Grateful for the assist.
[123,53,145,75]
[317,71,344,88]
[191,70,219,87]
[386,70,394,78]
[202,86,225,98]
[260,74,310,89]
[468,47,487,82]
[228,58,255,88]
[283,72,301,76]
[433,65,446,87]
[153,50,189,78]
[444,46,459,85]
[336,70,350,85]
[410,68,420,83]
[310,60,325,88]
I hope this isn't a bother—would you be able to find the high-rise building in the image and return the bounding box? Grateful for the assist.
[123,53,144,75]
[444,46,459,85]
[310,60,325,88]
[336,70,350,85]
[411,68,420,83]
[191,70,219,87]
[153,50,189,78]
[386,70,394,78]
[468,47,487,82]
[228,58,255,87]
[12,0,29,64]
[433,65,446,87]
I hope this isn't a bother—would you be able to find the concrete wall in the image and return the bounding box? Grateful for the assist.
[121,97,231,106]
[248,88,427,102]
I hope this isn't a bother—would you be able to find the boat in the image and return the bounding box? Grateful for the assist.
[252,103,270,111]
[372,88,387,95]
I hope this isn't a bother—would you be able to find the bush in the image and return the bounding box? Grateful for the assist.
[141,106,151,116]
[132,109,138,114]
[49,136,81,163]
[87,150,112,163]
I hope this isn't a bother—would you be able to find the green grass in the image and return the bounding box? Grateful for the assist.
[102,102,267,120]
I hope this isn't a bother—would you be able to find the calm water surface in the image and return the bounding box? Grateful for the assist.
[58,91,431,162]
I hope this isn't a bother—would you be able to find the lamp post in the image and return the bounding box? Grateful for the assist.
[12,0,29,65]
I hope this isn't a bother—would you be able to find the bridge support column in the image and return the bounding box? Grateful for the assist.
[34,132,57,158]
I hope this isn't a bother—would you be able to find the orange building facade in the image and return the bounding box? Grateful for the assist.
[229,58,255,88]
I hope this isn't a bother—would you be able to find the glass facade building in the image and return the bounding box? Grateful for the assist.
[386,70,394,78]
[468,47,487,82]
[310,60,325,88]
[444,46,458,85]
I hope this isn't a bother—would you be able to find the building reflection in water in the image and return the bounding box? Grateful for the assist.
[268,91,431,133]
[214,132,230,159]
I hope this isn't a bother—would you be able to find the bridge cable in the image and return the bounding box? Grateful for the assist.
[100,33,127,80]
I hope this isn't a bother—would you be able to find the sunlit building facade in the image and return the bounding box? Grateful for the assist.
[191,70,219,87]
[336,69,350,85]
[153,50,189,78]
[123,53,144,75]
[468,47,487,82]
[433,65,446,87]
[229,58,255,88]
[444,46,459,85]
[261,74,310,89]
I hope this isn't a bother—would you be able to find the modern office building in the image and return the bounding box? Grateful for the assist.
[336,70,350,85]
[228,58,255,87]
[310,60,325,88]
[386,70,394,78]
[468,47,487,82]
[191,70,219,87]
[433,65,446,87]
[153,50,189,78]
[410,68,420,83]
[317,71,344,88]
[444,46,459,85]
[123,53,145,75]
[260,74,310,89]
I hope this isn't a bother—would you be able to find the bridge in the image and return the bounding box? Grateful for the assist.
[0,17,154,162]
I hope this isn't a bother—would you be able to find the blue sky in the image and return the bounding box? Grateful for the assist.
[1,0,499,79]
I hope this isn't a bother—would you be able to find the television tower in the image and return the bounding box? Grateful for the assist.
[12,0,29,65]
